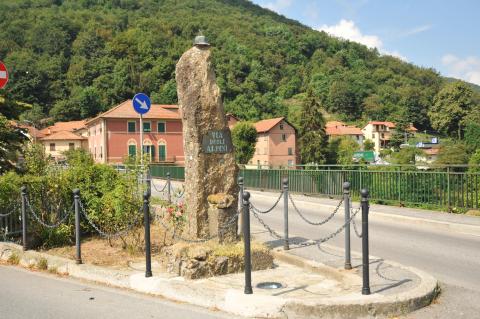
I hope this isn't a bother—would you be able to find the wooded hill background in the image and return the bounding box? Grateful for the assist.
[1,0,479,135]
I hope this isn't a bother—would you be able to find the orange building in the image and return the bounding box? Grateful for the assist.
[325,121,364,146]
[38,120,88,161]
[249,117,297,168]
[85,100,184,164]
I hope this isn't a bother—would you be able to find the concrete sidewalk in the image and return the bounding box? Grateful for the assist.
[0,241,437,319]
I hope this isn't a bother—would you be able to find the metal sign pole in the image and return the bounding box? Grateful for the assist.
[140,114,144,168]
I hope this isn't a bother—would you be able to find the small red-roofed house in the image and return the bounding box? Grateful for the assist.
[38,120,88,161]
[248,117,297,168]
[325,121,364,146]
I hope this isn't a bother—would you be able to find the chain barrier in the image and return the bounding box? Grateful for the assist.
[251,204,283,239]
[250,191,283,214]
[152,205,241,243]
[26,197,73,229]
[314,208,360,245]
[290,193,344,226]
[151,180,168,193]
[351,206,363,238]
[79,200,143,239]
[0,201,20,218]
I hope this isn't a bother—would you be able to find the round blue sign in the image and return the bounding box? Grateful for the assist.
[132,93,151,115]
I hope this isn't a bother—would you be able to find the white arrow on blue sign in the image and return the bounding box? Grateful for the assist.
[132,93,151,115]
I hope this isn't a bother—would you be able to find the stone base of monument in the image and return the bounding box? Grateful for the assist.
[163,241,273,280]
[207,193,237,244]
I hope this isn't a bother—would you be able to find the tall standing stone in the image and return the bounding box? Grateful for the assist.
[176,38,239,240]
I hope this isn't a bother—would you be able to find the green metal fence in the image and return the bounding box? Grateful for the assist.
[149,164,480,209]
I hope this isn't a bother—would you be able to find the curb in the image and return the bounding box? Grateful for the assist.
[250,191,480,237]
[0,242,438,319]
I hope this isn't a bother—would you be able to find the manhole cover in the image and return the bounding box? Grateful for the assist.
[256,282,283,289]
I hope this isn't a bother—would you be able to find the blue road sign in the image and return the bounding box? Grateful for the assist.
[132,93,151,115]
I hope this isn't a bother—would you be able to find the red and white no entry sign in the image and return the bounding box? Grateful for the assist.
[0,61,8,89]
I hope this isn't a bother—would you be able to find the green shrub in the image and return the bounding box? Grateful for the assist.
[37,257,48,270]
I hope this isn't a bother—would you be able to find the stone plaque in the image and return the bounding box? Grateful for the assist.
[202,130,233,153]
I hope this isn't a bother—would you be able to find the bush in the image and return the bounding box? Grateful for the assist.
[0,149,144,249]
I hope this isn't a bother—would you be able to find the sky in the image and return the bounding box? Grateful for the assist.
[250,0,480,85]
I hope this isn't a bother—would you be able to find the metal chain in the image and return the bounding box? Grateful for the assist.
[151,180,168,193]
[314,207,361,245]
[290,193,344,226]
[251,204,283,239]
[0,201,20,218]
[26,197,73,229]
[79,200,143,239]
[351,207,363,238]
[249,191,284,214]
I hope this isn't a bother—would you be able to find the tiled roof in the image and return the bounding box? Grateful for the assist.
[423,148,440,155]
[40,120,86,135]
[40,130,86,141]
[326,125,363,136]
[254,117,284,133]
[325,121,347,128]
[85,100,181,124]
[365,121,417,132]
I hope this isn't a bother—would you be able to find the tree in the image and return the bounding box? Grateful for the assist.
[390,147,422,165]
[464,122,480,153]
[0,114,27,173]
[337,138,359,165]
[468,149,480,173]
[389,117,409,151]
[363,139,374,151]
[298,91,328,164]
[231,122,257,164]
[429,81,475,138]
[436,142,469,165]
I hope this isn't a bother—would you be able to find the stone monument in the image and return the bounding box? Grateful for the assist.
[175,35,239,242]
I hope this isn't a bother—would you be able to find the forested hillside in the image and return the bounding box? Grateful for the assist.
[0,0,478,133]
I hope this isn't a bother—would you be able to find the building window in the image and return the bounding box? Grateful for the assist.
[279,123,284,130]
[128,145,136,157]
[288,160,293,167]
[128,121,136,133]
[158,142,166,161]
[288,147,293,155]
[49,143,55,151]
[264,135,268,141]
[143,122,151,133]
[282,134,286,142]
[157,122,166,133]
[100,146,103,159]
[69,143,75,150]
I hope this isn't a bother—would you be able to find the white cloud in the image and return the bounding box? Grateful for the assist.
[318,19,382,49]
[263,0,293,13]
[401,24,432,37]
[317,19,408,61]
[442,54,480,85]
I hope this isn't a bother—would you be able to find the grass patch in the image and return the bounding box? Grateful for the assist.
[7,252,19,265]
[37,257,48,270]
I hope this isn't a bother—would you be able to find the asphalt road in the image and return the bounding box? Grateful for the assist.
[0,265,236,319]
[246,191,480,318]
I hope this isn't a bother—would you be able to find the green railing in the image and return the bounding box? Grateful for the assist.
[149,164,480,210]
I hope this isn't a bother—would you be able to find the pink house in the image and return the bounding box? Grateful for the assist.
[249,117,297,168]
[85,100,184,164]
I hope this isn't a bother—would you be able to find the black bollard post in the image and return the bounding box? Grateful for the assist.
[242,192,253,294]
[283,178,289,250]
[343,182,352,270]
[73,189,82,264]
[238,177,244,236]
[21,186,27,251]
[146,169,152,195]
[144,190,152,278]
[167,172,171,204]
[361,188,371,295]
